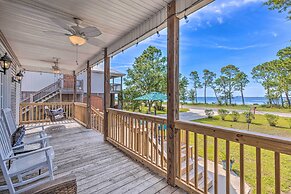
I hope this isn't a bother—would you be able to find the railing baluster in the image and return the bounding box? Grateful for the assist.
[275,152,280,194]
[214,137,218,194]
[204,135,208,194]
[151,121,154,163]
[186,130,189,184]
[145,121,149,159]
[155,122,158,166]
[240,144,245,194]
[256,147,261,194]
[194,133,198,188]
[161,122,164,169]
[226,140,230,194]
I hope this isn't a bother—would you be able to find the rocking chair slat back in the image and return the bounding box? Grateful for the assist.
[0,120,13,160]
[2,108,18,136]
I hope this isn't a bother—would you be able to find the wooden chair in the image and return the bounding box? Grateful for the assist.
[0,120,54,194]
[2,108,50,150]
[23,175,77,194]
[44,106,66,122]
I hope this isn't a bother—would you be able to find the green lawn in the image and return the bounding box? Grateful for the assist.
[191,115,291,193]
[186,103,291,113]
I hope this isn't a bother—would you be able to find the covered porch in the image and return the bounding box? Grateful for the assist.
[5,120,184,194]
[0,0,290,193]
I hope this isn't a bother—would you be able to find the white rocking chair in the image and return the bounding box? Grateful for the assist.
[2,108,49,148]
[0,120,54,194]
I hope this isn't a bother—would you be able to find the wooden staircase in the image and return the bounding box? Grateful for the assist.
[180,146,213,191]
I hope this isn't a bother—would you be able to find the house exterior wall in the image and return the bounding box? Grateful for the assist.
[78,72,105,94]
[0,43,21,124]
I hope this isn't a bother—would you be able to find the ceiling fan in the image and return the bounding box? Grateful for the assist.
[41,57,61,74]
[44,17,105,47]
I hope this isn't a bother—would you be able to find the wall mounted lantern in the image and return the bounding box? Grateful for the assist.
[0,53,12,75]
[12,71,24,83]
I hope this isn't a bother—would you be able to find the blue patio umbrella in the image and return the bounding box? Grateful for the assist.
[134,92,167,101]
[134,92,167,115]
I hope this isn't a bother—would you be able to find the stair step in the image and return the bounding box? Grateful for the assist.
[181,165,203,183]
[181,159,194,175]
[198,174,213,191]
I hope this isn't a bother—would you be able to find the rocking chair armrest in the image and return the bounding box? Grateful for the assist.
[12,136,52,149]
[5,146,53,161]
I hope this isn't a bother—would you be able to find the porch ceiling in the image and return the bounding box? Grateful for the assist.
[0,0,212,74]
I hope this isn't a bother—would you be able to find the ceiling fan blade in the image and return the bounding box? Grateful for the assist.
[50,18,74,33]
[87,38,105,47]
[80,26,102,37]
[71,26,81,34]
[43,31,70,36]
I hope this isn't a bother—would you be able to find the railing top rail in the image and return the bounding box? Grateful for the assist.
[175,120,291,155]
[20,102,74,106]
[91,107,104,118]
[107,108,167,123]
[74,102,87,108]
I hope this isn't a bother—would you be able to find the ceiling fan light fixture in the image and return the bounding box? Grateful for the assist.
[69,35,86,46]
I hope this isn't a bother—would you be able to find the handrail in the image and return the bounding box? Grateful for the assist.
[175,120,291,155]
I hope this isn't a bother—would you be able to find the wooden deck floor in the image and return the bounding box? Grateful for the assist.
[38,121,185,194]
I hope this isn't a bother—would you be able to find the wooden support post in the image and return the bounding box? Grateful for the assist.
[104,48,110,141]
[73,71,77,102]
[86,61,92,129]
[167,0,179,186]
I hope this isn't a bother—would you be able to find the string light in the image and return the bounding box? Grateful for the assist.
[156,30,160,37]
[184,14,189,23]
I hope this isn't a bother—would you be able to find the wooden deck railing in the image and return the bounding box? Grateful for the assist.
[19,102,103,134]
[106,108,291,194]
[19,104,291,193]
[174,121,291,194]
[19,102,74,124]
[107,108,168,177]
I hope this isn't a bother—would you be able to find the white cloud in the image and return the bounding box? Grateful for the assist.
[272,32,278,37]
[212,43,268,50]
[186,0,264,29]
[217,17,224,24]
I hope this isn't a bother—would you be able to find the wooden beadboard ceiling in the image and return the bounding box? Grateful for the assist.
[0,0,171,74]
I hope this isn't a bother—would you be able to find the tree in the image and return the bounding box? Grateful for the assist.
[202,70,216,104]
[179,74,189,106]
[188,89,196,104]
[189,71,202,103]
[252,62,277,105]
[221,65,240,105]
[235,72,249,105]
[215,76,228,105]
[271,59,291,107]
[124,46,167,112]
[264,0,291,20]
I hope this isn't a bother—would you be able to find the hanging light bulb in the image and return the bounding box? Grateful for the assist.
[156,30,160,37]
[122,50,124,54]
[184,14,189,23]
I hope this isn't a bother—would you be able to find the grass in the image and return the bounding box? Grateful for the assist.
[191,115,291,193]
[196,114,291,138]
[186,103,291,113]
[125,106,190,115]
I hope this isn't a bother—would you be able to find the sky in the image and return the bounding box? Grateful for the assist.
[110,0,291,97]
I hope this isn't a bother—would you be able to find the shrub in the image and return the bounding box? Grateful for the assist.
[286,118,291,129]
[218,109,229,120]
[205,109,214,118]
[230,111,240,122]
[243,111,255,124]
[264,114,279,126]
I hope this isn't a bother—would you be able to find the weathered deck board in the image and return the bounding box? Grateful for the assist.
[2,121,185,194]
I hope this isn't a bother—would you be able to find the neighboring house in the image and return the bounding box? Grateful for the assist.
[21,64,125,110]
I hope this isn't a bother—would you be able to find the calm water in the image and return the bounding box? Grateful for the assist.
[187,97,268,105]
